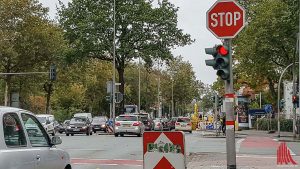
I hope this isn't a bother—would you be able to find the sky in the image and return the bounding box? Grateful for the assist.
[39,0,221,85]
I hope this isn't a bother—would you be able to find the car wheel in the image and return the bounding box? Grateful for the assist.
[114,133,119,137]
[66,133,69,136]
[189,131,192,133]
[71,134,74,136]
[120,134,124,137]
[86,131,90,136]
[59,131,63,134]
[93,130,96,133]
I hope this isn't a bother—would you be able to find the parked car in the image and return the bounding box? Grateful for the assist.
[36,114,56,136]
[168,117,178,130]
[137,115,153,131]
[91,116,108,133]
[161,118,171,131]
[175,117,192,133]
[115,114,145,137]
[0,106,71,169]
[65,117,93,136]
[153,119,163,131]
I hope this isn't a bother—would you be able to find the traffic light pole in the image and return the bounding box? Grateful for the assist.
[224,39,236,169]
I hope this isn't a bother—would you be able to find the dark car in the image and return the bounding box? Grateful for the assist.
[92,116,108,133]
[168,117,178,130]
[161,118,171,131]
[139,116,153,131]
[65,117,92,136]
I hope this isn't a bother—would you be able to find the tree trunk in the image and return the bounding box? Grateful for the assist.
[267,77,276,102]
[117,67,125,115]
[4,75,12,106]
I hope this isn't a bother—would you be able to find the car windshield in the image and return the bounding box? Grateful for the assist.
[177,118,190,123]
[37,117,46,123]
[116,116,138,121]
[70,117,86,123]
[93,118,106,123]
[140,116,148,121]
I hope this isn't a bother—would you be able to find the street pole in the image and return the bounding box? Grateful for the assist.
[158,60,161,118]
[224,39,236,169]
[214,94,218,135]
[138,56,141,113]
[260,92,262,108]
[171,77,174,117]
[112,0,116,133]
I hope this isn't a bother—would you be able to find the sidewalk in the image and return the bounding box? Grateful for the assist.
[236,130,300,142]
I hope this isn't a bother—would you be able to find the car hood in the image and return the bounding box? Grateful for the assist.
[92,122,106,125]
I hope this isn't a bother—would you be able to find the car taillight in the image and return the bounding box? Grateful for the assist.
[175,122,180,125]
[187,123,191,126]
[115,122,121,126]
[133,122,140,126]
[157,123,161,126]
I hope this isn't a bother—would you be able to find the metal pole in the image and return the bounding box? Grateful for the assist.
[171,77,174,117]
[277,62,298,137]
[214,94,218,135]
[138,56,141,113]
[224,39,236,169]
[158,60,161,118]
[112,0,116,133]
[260,92,262,108]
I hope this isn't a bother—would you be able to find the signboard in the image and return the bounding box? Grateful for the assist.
[143,131,185,169]
[206,0,245,39]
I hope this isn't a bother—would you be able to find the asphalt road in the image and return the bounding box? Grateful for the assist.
[56,130,300,169]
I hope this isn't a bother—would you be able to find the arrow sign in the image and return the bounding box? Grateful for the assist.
[154,157,175,169]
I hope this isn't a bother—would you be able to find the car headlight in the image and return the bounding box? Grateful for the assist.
[115,127,119,130]
[101,125,106,128]
[82,126,87,129]
[67,126,71,129]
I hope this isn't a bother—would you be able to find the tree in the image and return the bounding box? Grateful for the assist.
[233,0,299,103]
[0,0,66,106]
[58,0,193,113]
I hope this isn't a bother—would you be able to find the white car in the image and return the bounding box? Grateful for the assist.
[36,114,56,136]
[175,117,192,133]
[0,106,71,169]
[114,114,145,137]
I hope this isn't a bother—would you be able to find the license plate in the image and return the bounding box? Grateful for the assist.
[73,129,80,131]
[123,124,131,127]
[181,125,186,127]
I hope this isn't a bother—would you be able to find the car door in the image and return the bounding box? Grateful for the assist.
[1,112,36,169]
[21,113,66,169]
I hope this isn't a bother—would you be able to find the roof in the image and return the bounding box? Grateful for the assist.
[0,106,24,114]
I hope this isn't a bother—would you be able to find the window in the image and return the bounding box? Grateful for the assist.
[21,113,50,147]
[177,118,190,123]
[3,113,27,147]
[116,116,138,121]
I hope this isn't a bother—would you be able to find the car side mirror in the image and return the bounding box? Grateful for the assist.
[51,136,62,145]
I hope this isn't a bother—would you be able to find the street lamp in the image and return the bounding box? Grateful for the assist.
[171,76,174,117]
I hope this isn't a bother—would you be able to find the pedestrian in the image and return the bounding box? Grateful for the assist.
[222,115,226,135]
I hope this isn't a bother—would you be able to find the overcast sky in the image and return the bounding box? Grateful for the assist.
[39,0,221,85]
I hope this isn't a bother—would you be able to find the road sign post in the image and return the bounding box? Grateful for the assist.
[206,1,245,168]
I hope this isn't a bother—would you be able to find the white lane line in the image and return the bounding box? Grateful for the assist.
[273,139,296,156]
[236,138,245,153]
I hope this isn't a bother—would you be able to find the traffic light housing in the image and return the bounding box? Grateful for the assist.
[50,65,56,81]
[205,45,230,80]
[292,95,299,108]
[105,95,111,102]
[279,99,285,109]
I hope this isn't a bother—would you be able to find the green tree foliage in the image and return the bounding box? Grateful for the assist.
[58,0,193,112]
[0,0,66,106]
[233,0,299,103]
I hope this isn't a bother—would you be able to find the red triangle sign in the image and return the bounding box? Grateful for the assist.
[154,156,175,169]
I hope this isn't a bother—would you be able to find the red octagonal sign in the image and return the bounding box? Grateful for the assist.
[207,0,245,39]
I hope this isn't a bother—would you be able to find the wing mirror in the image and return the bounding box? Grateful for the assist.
[51,136,62,145]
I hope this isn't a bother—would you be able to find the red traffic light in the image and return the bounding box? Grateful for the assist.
[217,45,229,56]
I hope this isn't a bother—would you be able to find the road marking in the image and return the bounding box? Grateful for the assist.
[273,139,296,156]
[236,138,245,152]
[71,158,143,166]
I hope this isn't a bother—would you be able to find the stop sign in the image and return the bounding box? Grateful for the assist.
[207,0,245,39]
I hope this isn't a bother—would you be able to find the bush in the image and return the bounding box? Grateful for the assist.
[253,118,294,132]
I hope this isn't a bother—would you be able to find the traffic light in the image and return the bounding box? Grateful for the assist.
[50,64,56,81]
[279,99,285,109]
[292,95,299,108]
[205,45,230,80]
